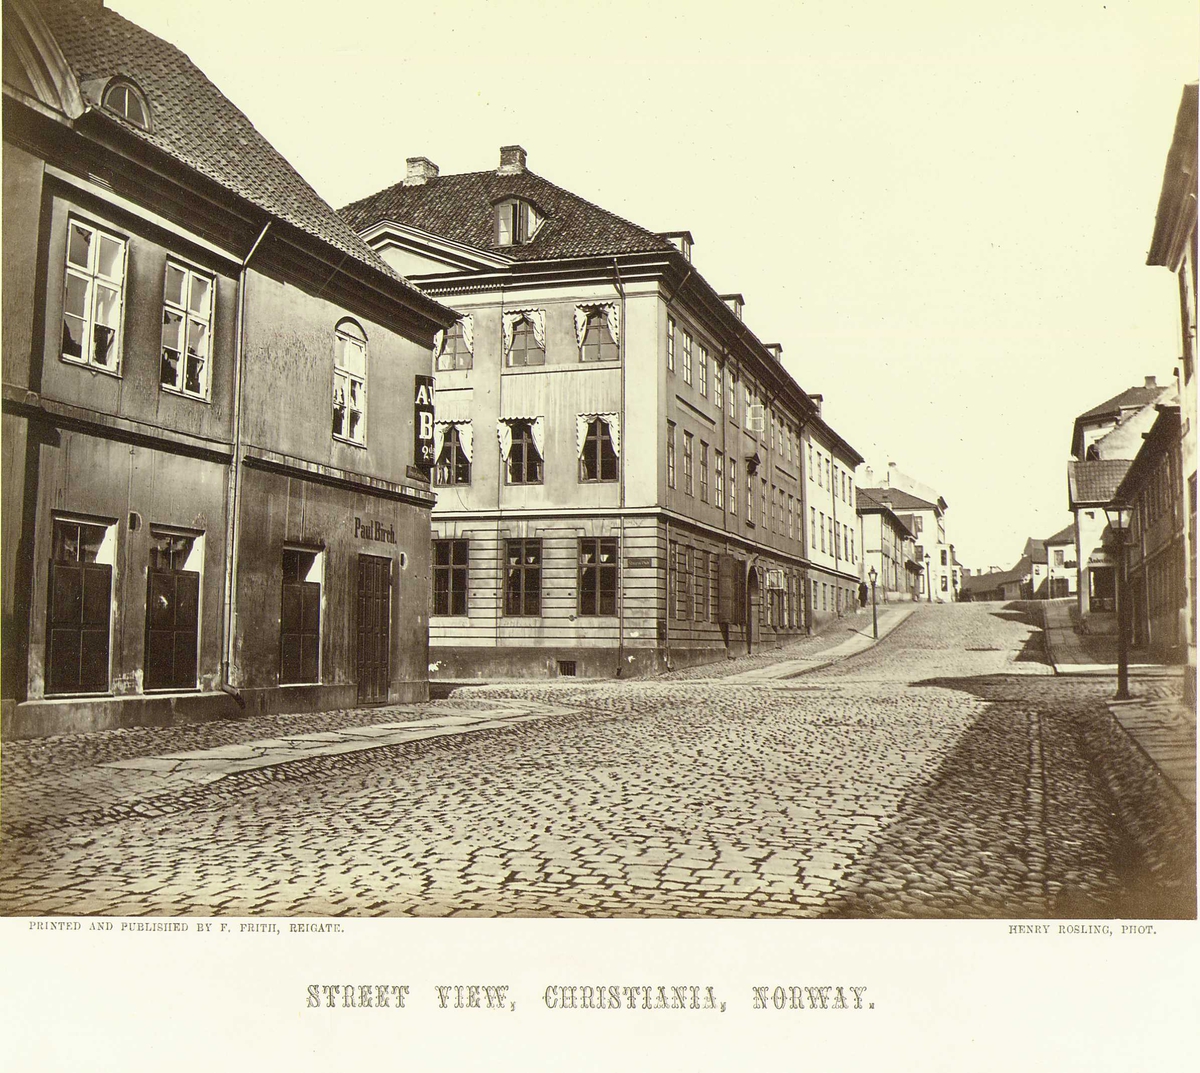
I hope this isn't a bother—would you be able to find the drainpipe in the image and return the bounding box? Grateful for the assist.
[220,219,271,707]
[613,258,627,676]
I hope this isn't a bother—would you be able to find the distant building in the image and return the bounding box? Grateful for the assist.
[1043,523,1078,598]
[1146,81,1197,700]
[856,488,920,601]
[960,560,1028,603]
[856,470,954,603]
[342,147,864,679]
[2,0,453,736]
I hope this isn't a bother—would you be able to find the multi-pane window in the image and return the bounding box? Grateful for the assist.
[808,444,814,480]
[788,496,794,539]
[578,537,618,616]
[714,360,723,409]
[817,451,823,487]
[666,421,677,488]
[62,219,126,373]
[835,521,841,555]
[581,311,618,362]
[508,316,545,366]
[728,457,737,515]
[506,420,543,484]
[694,548,707,620]
[504,539,542,616]
[46,517,114,695]
[820,512,826,552]
[433,539,469,616]
[496,198,542,245]
[746,474,753,524]
[103,81,150,129]
[850,529,855,562]
[760,479,767,529]
[674,544,693,618]
[728,370,738,422]
[160,261,213,398]
[714,450,724,509]
[698,346,708,397]
[811,507,817,546]
[332,320,367,444]
[683,432,694,495]
[437,321,472,371]
[435,425,471,485]
[682,331,693,385]
[580,418,618,482]
[281,548,321,683]
[145,529,202,691]
[699,441,709,502]
[667,316,676,373]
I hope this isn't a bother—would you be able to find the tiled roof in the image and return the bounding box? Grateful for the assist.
[38,0,415,291]
[1068,459,1132,505]
[1044,523,1076,546]
[1024,538,1047,564]
[855,488,915,537]
[857,487,938,513]
[340,168,677,263]
[1075,384,1165,424]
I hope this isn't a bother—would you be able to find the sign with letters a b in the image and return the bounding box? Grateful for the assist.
[414,375,435,473]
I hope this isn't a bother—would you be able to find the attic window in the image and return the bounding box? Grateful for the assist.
[103,81,151,130]
[496,199,543,246]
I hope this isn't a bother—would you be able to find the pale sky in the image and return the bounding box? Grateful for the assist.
[110,0,1198,571]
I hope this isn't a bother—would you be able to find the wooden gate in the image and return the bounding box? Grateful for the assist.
[356,554,391,704]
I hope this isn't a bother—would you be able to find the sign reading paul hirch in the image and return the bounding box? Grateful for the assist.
[414,375,435,474]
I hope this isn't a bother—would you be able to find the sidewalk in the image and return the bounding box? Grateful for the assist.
[724,604,916,681]
[1041,599,1195,806]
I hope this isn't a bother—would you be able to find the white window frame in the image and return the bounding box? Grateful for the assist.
[160,259,215,400]
[332,320,367,446]
[61,217,127,375]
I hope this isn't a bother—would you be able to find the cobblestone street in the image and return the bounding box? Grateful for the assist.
[1,603,1193,918]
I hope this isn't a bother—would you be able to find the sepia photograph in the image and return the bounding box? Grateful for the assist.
[1,0,1197,1067]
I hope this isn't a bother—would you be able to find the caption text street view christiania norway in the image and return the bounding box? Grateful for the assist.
[1,0,1195,922]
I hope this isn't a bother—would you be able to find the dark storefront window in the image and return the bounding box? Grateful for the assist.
[433,539,469,616]
[46,517,113,695]
[145,529,201,691]
[505,539,542,616]
[578,537,618,616]
[281,548,321,684]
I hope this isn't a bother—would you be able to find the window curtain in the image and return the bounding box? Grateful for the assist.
[502,309,545,354]
[573,303,620,348]
[432,329,445,361]
[456,420,473,462]
[575,413,621,458]
[431,314,474,362]
[497,417,542,460]
[434,419,472,463]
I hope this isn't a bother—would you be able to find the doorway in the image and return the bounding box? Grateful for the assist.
[356,553,391,704]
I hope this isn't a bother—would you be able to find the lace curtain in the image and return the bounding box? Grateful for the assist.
[501,309,545,355]
[575,413,621,457]
[573,303,620,349]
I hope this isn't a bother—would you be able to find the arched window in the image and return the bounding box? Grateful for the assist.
[332,319,367,444]
[103,80,151,130]
[508,316,544,367]
[581,310,617,362]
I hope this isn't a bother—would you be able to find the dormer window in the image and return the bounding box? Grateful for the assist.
[496,198,543,246]
[102,80,151,131]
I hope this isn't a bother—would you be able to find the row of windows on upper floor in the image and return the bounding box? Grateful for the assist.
[434,306,619,372]
[434,416,619,487]
[806,441,855,508]
[59,216,374,448]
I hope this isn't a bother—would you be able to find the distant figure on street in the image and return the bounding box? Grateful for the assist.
[858,581,869,607]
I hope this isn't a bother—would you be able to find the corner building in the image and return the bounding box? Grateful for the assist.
[2,0,453,736]
[343,148,864,679]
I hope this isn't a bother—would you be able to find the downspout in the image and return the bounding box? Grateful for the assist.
[613,258,628,676]
[220,219,271,708]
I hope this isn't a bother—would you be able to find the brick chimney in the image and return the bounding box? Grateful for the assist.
[404,157,439,186]
[498,145,527,174]
[720,293,744,320]
[1144,375,1158,388]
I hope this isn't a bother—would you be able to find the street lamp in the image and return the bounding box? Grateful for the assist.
[924,553,932,603]
[1104,504,1134,701]
[868,565,878,639]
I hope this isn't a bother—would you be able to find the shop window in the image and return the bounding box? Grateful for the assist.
[144,528,203,691]
[436,424,472,485]
[46,516,116,695]
[581,310,617,362]
[504,419,544,484]
[332,319,367,444]
[579,418,618,482]
[578,537,618,616]
[102,80,151,129]
[433,539,469,616]
[62,218,126,373]
[436,320,472,371]
[504,539,542,616]
[160,261,214,399]
[281,548,322,684]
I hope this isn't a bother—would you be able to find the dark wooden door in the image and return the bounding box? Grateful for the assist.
[145,568,199,690]
[356,554,391,704]
[47,561,112,694]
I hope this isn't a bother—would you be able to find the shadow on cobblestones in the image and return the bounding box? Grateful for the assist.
[825,674,1196,920]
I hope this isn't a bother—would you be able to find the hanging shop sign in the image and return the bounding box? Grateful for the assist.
[414,375,435,473]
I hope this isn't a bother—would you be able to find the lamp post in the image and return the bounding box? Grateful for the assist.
[1104,504,1133,701]
[924,553,932,603]
[868,565,878,640]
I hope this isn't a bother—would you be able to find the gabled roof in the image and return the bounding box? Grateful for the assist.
[1147,83,1198,271]
[33,0,419,295]
[855,488,915,538]
[341,168,676,263]
[1068,459,1133,506]
[1044,522,1076,546]
[1023,537,1047,564]
[859,487,940,514]
[1071,379,1169,458]
[1114,404,1183,505]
